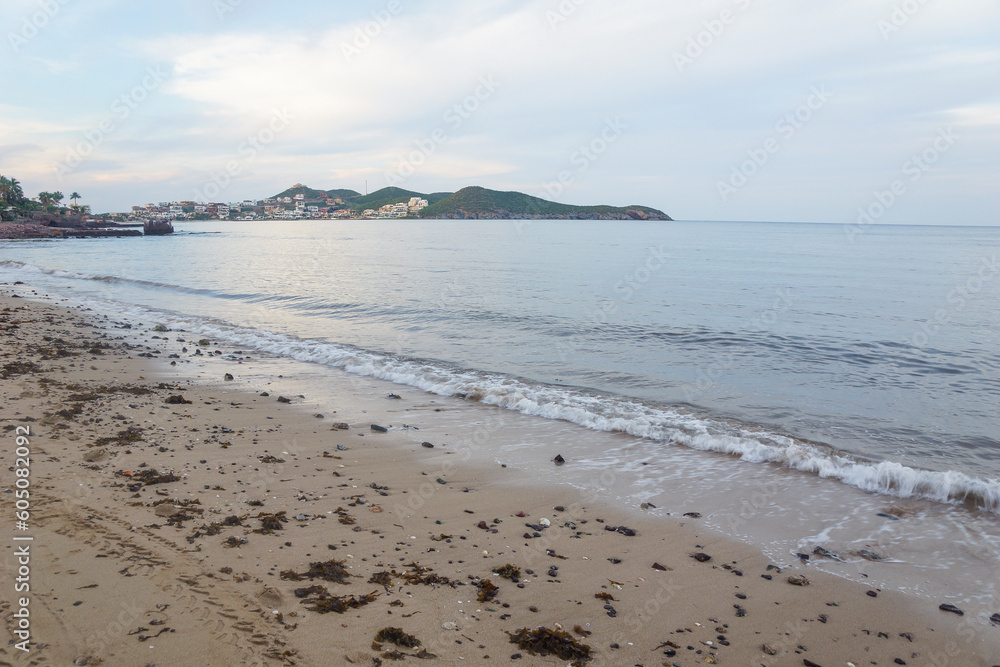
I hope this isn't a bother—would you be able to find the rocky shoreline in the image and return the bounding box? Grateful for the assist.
[429,208,671,221]
[0,213,141,239]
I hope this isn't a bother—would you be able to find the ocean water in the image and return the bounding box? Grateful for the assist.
[3,219,999,615]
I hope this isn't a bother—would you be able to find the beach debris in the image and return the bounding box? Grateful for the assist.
[400,562,453,587]
[387,393,402,399]
[253,511,288,534]
[223,536,246,548]
[331,422,349,430]
[651,562,671,571]
[165,394,192,404]
[421,441,434,448]
[476,578,499,602]
[371,424,388,432]
[301,589,378,614]
[990,612,1000,624]
[492,564,522,582]
[938,603,964,616]
[683,512,701,518]
[276,396,291,403]
[859,549,883,561]
[506,626,592,665]
[604,525,637,537]
[812,546,843,561]
[538,518,551,527]
[224,373,234,381]
[803,660,823,667]
[876,512,899,520]
[691,552,712,563]
[594,592,615,602]
[258,455,285,463]
[375,627,420,648]
[734,604,747,617]
[83,447,108,462]
[116,468,178,486]
[553,454,565,465]
[369,572,394,590]
[281,559,352,584]
[867,590,878,597]
[787,575,810,586]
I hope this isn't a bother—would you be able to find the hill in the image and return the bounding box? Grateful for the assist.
[325,189,361,200]
[418,186,671,220]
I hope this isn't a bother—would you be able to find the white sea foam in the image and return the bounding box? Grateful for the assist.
[4,264,997,515]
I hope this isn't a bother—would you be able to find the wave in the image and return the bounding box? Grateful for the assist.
[172,315,1000,515]
[4,262,997,514]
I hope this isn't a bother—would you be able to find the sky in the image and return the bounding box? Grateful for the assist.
[1,0,998,224]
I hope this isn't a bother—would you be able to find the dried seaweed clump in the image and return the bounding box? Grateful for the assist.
[369,571,395,590]
[301,590,378,614]
[1,360,41,379]
[374,627,421,648]
[281,559,352,584]
[594,592,615,601]
[399,562,453,587]
[116,468,178,485]
[476,578,499,602]
[97,426,145,447]
[507,626,592,665]
[492,563,521,581]
[253,511,288,534]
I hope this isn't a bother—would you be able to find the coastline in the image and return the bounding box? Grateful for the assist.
[1,289,996,666]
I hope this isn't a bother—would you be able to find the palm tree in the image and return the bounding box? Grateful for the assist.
[52,191,64,208]
[70,191,81,207]
[9,177,24,204]
[38,191,54,207]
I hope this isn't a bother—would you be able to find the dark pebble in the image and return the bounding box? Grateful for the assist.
[894,659,907,665]
[761,574,772,580]
[554,506,565,511]
[692,552,712,562]
[735,593,747,600]
[421,442,434,448]
[939,603,964,616]
[609,643,620,649]
[510,654,522,660]
[990,612,1000,624]
[803,660,823,667]
[553,454,565,464]
[867,590,878,597]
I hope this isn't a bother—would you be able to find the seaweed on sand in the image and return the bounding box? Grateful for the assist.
[281,559,352,584]
[301,590,378,614]
[374,627,421,648]
[492,563,521,581]
[506,626,593,665]
[253,511,287,534]
[475,578,499,602]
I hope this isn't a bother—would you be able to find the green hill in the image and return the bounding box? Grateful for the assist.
[418,186,670,220]
[273,184,330,201]
[325,189,360,200]
[349,187,447,211]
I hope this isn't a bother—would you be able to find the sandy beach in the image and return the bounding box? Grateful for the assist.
[1,288,996,667]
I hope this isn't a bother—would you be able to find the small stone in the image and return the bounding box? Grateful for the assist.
[990,612,1000,624]
[692,552,712,562]
[867,590,878,597]
[477,521,488,529]
[371,424,388,432]
[528,606,538,612]
[224,373,234,381]
[859,549,883,561]
[787,575,809,586]
[894,659,907,665]
[554,506,565,512]
[683,512,701,518]
[652,562,669,571]
[436,478,447,485]
[442,622,457,630]
[939,603,964,616]
[421,442,434,448]
[553,454,565,465]
[762,644,777,655]
[276,396,291,403]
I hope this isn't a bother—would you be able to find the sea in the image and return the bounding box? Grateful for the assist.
[2,219,998,620]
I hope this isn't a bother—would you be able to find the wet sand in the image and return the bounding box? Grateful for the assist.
[1,289,997,666]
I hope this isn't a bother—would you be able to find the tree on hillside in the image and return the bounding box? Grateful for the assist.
[38,191,54,207]
[70,191,81,206]
[0,175,25,205]
[52,191,64,207]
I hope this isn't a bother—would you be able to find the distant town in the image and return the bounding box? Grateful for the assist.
[121,187,429,222]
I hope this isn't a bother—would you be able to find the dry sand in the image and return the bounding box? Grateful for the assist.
[1,289,997,667]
